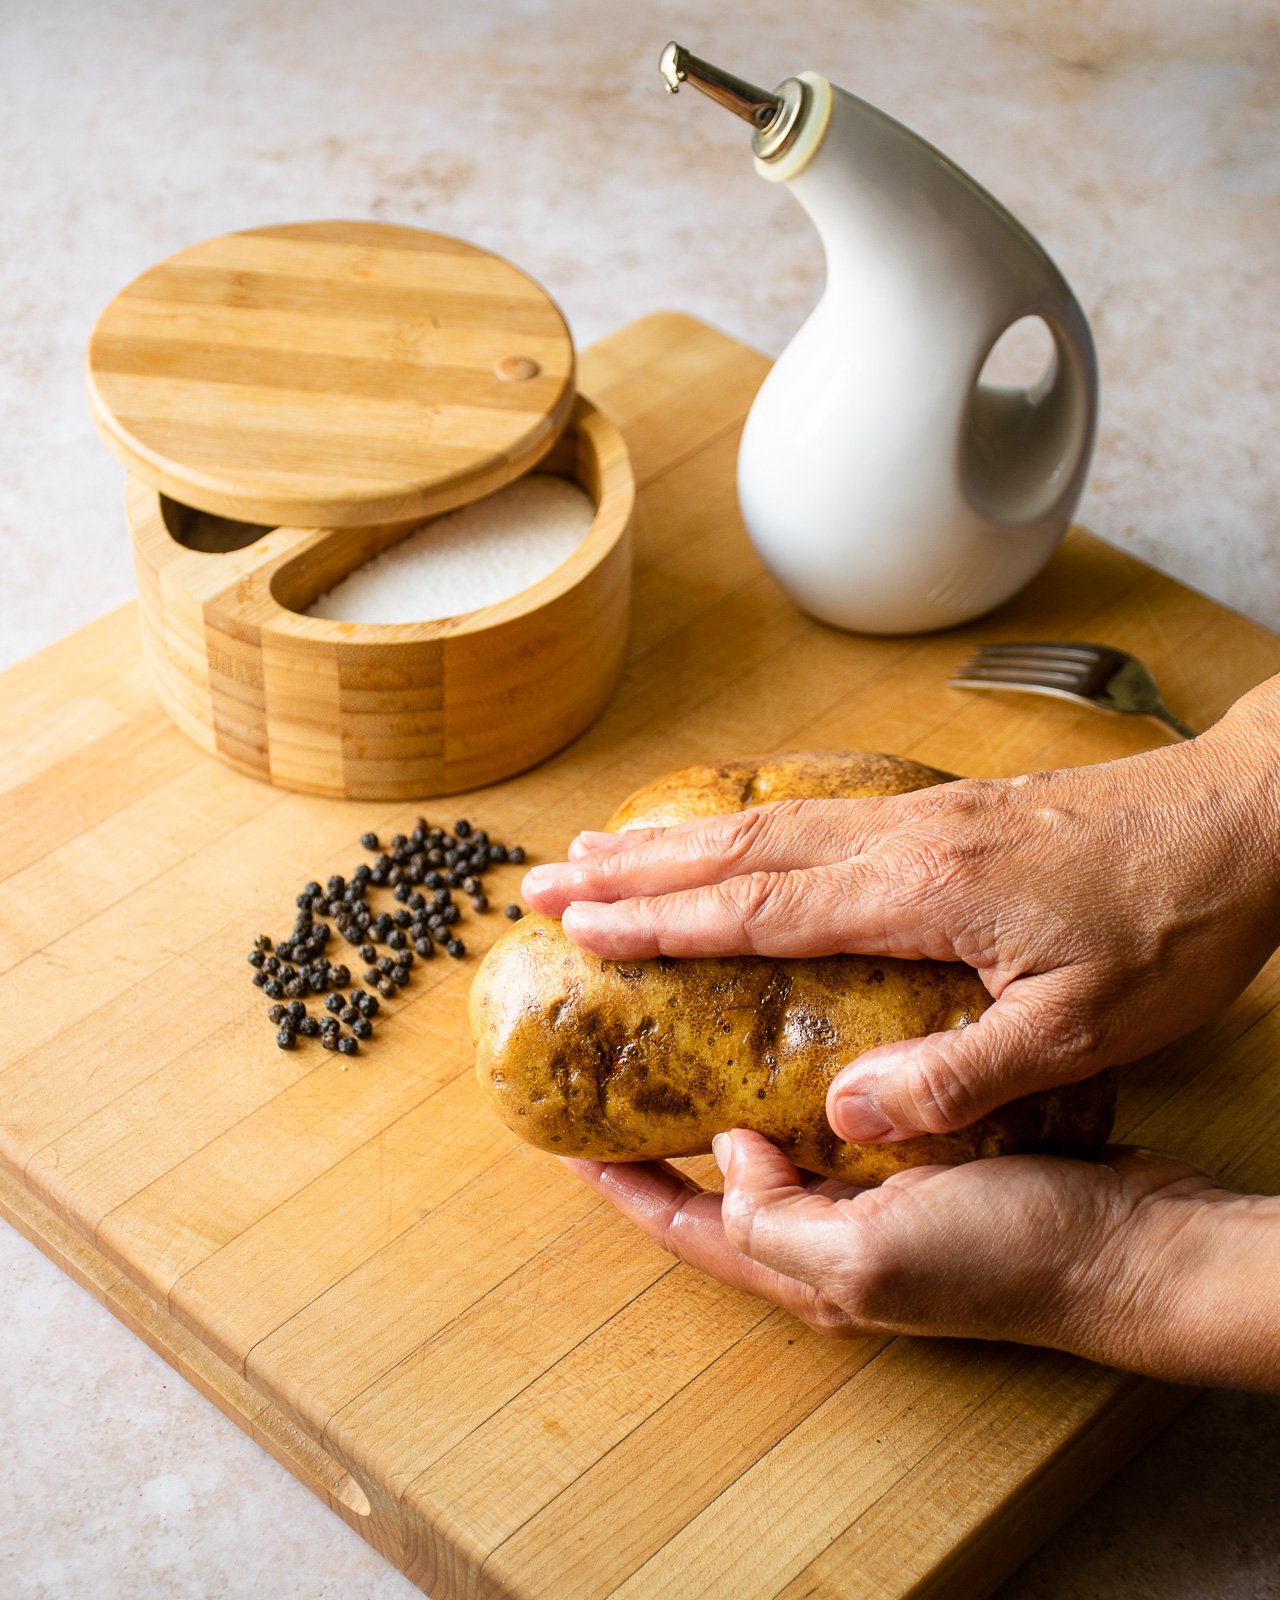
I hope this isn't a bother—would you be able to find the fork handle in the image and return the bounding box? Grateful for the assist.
[1150,705,1198,741]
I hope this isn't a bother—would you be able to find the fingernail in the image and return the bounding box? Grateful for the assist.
[525,862,569,884]
[576,830,621,850]
[831,1092,893,1143]
[711,1132,733,1175]
[563,900,611,931]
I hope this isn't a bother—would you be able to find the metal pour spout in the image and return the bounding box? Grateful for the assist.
[659,41,809,161]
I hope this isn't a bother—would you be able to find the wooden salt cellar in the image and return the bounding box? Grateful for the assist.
[86,221,635,798]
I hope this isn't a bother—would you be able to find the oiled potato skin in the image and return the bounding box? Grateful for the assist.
[605,749,954,832]
[471,914,1116,1184]
[472,749,1116,1182]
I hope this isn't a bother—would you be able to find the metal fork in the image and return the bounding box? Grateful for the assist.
[948,641,1198,739]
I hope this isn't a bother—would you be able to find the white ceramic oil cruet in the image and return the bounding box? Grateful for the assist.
[659,43,1098,635]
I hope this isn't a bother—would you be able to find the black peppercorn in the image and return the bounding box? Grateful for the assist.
[264,978,284,999]
[300,1017,322,1038]
[424,870,442,890]
[363,967,381,986]
[461,876,480,896]
[443,869,462,888]
[330,964,350,988]
[508,846,526,865]
[360,943,377,963]
[377,977,397,998]
[388,929,407,950]
[393,880,411,903]
[446,938,466,959]
[415,936,437,958]
[268,1004,286,1023]
[393,910,411,929]
[357,992,379,1017]
[338,1035,358,1057]
[252,971,268,989]
[426,848,445,868]
[327,874,345,897]
[504,904,523,920]
[377,956,395,974]
[369,867,386,886]
[488,844,508,864]
[390,964,409,986]
[442,904,460,927]
[340,1005,359,1025]
[454,818,472,838]
[248,950,265,969]
[321,1031,339,1051]
[399,948,414,967]
[286,999,306,1022]
[276,1026,296,1050]
[325,993,344,1014]
[263,955,280,974]
[361,831,379,850]
[254,934,273,952]
[407,891,426,911]
[352,1018,372,1040]
[471,894,489,913]
[284,980,306,1000]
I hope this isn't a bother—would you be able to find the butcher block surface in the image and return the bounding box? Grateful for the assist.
[3,313,1279,1600]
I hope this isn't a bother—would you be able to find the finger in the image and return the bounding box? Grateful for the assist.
[566,829,631,859]
[715,1131,873,1296]
[559,861,879,958]
[523,798,900,917]
[826,974,1102,1141]
[561,1155,850,1325]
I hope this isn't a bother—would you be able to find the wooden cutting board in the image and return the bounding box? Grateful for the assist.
[3,313,1278,1600]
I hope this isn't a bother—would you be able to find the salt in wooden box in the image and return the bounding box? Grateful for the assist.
[86,220,635,799]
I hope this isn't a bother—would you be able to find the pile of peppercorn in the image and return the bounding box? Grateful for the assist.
[246,817,526,1055]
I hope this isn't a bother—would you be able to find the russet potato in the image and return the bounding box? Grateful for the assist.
[470,750,1116,1183]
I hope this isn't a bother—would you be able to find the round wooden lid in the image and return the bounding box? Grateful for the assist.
[86,221,576,528]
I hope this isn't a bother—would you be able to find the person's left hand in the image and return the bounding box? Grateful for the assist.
[563,1132,1228,1382]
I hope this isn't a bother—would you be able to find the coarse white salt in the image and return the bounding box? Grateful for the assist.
[308,474,595,624]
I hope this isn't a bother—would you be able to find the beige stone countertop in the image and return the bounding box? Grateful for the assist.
[2,1,1278,1595]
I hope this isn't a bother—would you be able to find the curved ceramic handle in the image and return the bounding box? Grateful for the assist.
[963,280,1098,531]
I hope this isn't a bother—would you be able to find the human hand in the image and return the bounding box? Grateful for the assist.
[524,696,1280,1143]
[565,1133,1280,1389]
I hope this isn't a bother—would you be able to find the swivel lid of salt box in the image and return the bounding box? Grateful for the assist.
[85,221,576,529]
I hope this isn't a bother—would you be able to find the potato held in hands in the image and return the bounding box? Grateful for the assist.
[470,749,1116,1184]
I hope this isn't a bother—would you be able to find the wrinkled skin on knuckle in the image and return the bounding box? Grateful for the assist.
[899,1041,986,1134]
[706,807,775,871]
[722,869,799,952]
[797,1291,861,1338]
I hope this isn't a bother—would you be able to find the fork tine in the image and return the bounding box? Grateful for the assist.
[966,641,1102,665]
[948,664,1085,690]
[946,676,1091,709]
[953,650,1096,685]
[959,651,1089,676]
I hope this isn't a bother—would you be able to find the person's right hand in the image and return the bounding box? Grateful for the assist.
[524,682,1280,1144]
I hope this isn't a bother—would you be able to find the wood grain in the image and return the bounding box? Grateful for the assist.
[125,394,635,799]
[4,311,1278,1600]
[86,222,576,528]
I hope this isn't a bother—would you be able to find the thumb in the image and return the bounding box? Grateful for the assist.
[826,975,1097,1141]
[716,1130,865,1289]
